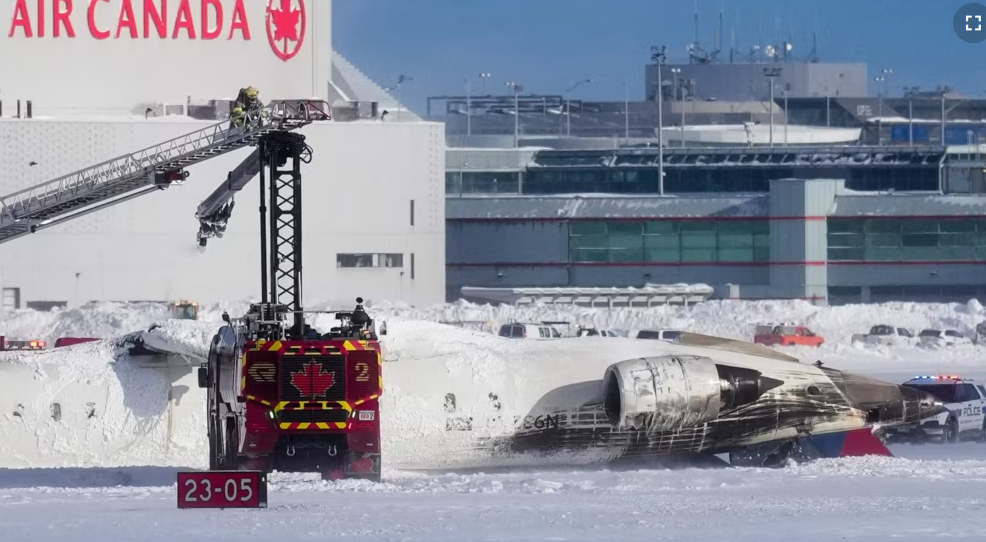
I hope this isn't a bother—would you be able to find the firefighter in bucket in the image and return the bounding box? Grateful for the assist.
[230,86,266,129]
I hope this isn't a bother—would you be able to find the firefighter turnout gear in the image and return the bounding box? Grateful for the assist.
[231,86,264,128]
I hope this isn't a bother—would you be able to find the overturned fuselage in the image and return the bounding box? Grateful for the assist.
[380,328,944,469]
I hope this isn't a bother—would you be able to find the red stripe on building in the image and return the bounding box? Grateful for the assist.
[448,261,827,268]
[448,216,827,223]
[828,260,986,265]
[451,260,986,267]
[449,215,986,224]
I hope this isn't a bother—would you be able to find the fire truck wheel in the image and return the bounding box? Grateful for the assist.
[208,416,221,470]
[223,418,240,469]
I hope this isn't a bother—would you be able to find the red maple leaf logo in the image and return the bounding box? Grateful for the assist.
[270,0,300,42]
[267,0,306,62]
[290,361,335,397]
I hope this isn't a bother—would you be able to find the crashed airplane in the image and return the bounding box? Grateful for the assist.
[384,330,944,469]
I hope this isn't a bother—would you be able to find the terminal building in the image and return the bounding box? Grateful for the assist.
[434,42,986,306]
[0,0,446,310]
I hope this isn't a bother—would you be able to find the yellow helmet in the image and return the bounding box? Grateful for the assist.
[245,86,259,98]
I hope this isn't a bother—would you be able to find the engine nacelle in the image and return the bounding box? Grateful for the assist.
[602,355,783,432]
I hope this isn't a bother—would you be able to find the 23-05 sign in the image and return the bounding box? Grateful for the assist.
[177,471,268,509]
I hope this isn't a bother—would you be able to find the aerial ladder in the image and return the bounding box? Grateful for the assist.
[0,100,331,246]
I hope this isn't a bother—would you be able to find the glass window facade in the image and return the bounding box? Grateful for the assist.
[447,166,938,195]
[446,172,521,195]
[828,218,986,261]
[569,220,769,264]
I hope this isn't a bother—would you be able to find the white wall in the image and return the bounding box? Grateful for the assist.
[1,0,331,115]
[0,118,446,307]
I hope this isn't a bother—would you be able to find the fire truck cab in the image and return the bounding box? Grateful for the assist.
[198,298,383,481]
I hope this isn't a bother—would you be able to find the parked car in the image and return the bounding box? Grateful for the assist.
[498,323,562,340]
[635,330,683,343]
[576,327,624,337]
[918,329,973,347]
[851,325,916,346]
[753,324,825,347]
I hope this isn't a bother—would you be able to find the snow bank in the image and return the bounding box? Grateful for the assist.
[0,335,206,469]
[3,298,986,470]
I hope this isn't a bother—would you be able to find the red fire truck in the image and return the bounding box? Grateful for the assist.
[195,130,382,482]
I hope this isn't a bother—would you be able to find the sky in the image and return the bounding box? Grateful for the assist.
[332,0,986,117]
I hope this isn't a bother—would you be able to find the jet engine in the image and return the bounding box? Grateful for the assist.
[602,355,783,432]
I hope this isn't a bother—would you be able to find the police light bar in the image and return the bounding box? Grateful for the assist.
[912,375,962,380]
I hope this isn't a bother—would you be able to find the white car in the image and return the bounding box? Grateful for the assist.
[851,325,916,346]
[498,323,562,340]
[635,330,683,343]
[918,329,973,347]
[886,375,986,443]
[576,328,624,338]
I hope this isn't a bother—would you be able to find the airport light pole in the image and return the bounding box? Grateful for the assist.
[670,67,684,147]
[623,79,630,140]
[783,83,790,146]
[763,67,782,147]
[651,45,667,194]
[506,81,523,148]
[565,78,592,137]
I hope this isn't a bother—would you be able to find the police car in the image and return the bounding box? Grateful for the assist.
[886,375,986,444]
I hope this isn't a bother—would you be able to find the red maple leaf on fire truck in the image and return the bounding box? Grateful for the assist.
[269,0,301,43]
[290,361,336,397]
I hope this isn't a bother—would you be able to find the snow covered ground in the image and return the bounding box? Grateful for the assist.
[3,298,986,541]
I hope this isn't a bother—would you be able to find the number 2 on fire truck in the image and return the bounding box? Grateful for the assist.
[355,362,370,382]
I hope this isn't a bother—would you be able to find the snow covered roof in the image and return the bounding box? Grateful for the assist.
[446,195,767,220]
[461,284,715,306]
[832,194,986,217]
[529,146,945,169]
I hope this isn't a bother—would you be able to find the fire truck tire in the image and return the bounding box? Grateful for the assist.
[223,418,240,469]
[208,416,221,470]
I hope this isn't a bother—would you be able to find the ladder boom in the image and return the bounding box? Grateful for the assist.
[194,148,261,246]
[0,99,330,246]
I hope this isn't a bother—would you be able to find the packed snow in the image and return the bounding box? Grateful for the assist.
[4,298,986,540]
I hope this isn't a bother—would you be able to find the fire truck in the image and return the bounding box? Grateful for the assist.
[195,130,383,482]
[0,336,46,351]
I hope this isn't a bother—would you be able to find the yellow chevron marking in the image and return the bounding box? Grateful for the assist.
[268,340,282,352]
[334,422,347,429]
[297,422,311,430]
[315,422,330,430]
[342,340,356,351]
[240,376,246,390]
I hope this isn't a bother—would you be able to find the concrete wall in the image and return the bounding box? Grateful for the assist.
[0,118,446,307]
[1,0,332,116]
